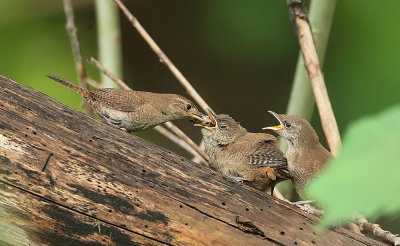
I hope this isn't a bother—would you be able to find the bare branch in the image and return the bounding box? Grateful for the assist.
[111,0,213,113]
[90,57,130,90]
[286,0,341,155]
[153,125,204,162]
[163,122,209,163]
[357,217,400,246]
[62,0,92,114]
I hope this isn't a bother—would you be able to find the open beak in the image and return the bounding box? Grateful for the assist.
[194,109,218,130]
[262,111,284,131]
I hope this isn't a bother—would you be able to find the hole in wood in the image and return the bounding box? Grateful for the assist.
[294,242,298,245]
[185,223,188,226]
[179,205,183,208]
[311,240,316,244]
[260,208,264,211]
[221,202,226,206]
[142,169,146,173]
[299,227,303,230]
[108,209,112,213]
[245,208,249,211]
[144,225,148,228]
[33,131,37,135]
[280,231,285,236]
[24,134,28,137]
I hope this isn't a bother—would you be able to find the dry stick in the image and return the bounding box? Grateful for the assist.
[90,58,129,90]
[62,0,92,114]
[287,1,400,243]
[149,124,200,160]
[89,57,209,164]
[287,0,341,155]
[163,122,209,163]
[357,217,400,246]
[111,0,212,114]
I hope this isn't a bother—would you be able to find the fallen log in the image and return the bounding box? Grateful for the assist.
[0,75,386,245]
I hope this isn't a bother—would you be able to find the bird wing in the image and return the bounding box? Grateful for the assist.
[248,139,291,179]
[89,89,151,112]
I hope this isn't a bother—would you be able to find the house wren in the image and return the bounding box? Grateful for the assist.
[46,75,204,132]
[196,111,290,193]
[263,111,332,194]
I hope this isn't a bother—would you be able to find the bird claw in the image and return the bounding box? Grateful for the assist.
[289,200,315,206]
[229,176,248,183]
[284,200,324,216]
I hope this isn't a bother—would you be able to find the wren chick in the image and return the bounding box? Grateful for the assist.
[47,75,204,132]
[264,111,332,194]
[196,111,290,194]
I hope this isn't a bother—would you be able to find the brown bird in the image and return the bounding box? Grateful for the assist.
[196,111,290,194]
[47,75,204,132]
[263,111,332,194]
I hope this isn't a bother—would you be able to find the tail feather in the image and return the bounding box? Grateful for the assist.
[46,74,91,98]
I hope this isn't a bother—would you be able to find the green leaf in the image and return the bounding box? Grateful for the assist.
[307,105,400,227]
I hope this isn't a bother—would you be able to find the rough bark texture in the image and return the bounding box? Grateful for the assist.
[0,75,387,245]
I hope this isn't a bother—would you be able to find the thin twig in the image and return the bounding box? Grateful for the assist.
[111,0,212,113]
[86,78,103,89]
[90,57,129,90]
[89,57,209,164]
[95,0,122,88]
[356,216,400,245]
[62,0,92,114]
[154,125,207,163]
[163,122,209,163]
[286,0,341,155]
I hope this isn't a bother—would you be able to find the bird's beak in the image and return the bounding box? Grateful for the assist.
[262,111,284,131]
[189,111,204,121]
[194,109,218,130]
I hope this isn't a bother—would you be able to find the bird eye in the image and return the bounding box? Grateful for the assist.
[285,122,292,128]
[219,124,227,129]
[185,104,192,110]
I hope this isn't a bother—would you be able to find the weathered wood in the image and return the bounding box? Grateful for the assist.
[0,75,387,245]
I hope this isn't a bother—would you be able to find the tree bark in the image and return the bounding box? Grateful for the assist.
[0,75,386,245]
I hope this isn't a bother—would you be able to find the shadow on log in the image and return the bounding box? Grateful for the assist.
[0,75,387,245]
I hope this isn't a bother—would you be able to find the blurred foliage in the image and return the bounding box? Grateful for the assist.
[308,105,400,227]
[0,0,399,232]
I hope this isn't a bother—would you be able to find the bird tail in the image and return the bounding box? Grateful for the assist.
[46,74,91,99]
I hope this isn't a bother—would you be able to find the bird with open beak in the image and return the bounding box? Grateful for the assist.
[263,111,332,194]
[196,110,291,194]
[47,75,205,132]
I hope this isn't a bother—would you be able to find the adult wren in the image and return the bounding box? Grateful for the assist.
[47,74,205,132]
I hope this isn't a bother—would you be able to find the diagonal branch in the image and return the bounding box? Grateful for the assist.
[62,0,92,114]
[286,0,341,155]
[357,216,400,245]
[111,0,213,113]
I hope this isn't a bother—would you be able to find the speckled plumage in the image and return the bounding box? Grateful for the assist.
[47,75,203,132]
[201,114,290,192]
[266,112,332,193]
